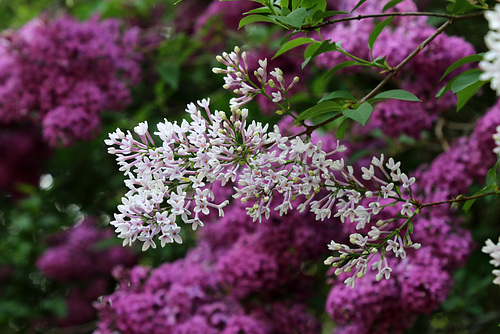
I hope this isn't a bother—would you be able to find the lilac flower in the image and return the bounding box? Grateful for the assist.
[480,5,500,95]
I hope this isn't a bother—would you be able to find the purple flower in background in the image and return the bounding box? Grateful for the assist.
[37,217,137,327]
[0,14,141,147]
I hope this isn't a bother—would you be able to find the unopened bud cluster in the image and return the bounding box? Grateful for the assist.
[212,46,299,110]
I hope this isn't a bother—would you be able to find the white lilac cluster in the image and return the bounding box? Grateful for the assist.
[493,124,500,154]
[480,5,500,95]
[322,155,420,288]
[106,48,420,286]
[212,46,299,110]
[482,237,500,285]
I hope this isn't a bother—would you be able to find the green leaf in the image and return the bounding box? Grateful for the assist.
[440,53,484,80]
[368,17,394,60]
[321,60,361,79]
[312,10,350,20]
[244,7,274,15]
[318,90,355,103]
[451,69,482,93]
[302,0,324,9]
[382,0,404,12]
[449,0,478,14]
[280,0,289,11]
[238,14,277,29]
[462,185,497,212]
[302,40,341,68]
[372,89,421,102]
[156,63,180,90]
[436,68,481,99]
[293,101,345,126]
[351,0,367,12]
[336,116,349,139]
[281,7,291,16]
[486,158,500,186]
[303,41,322,59]
[342,102,373,125]
[456,80,486,111]
[275,7,307,28]
[273,37,314,59]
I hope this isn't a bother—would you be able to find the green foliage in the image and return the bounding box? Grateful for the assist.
[368,17,394,61]
[437,68,486,111]
[342,102,373,126]
[370,89,421,102]
[292,100,345,126]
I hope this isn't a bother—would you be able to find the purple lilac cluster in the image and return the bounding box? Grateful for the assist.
[36,218,137,327]
[317,0,474,139]
[95,235,325,333]
[324,101,500,333]
[0,14,140,147]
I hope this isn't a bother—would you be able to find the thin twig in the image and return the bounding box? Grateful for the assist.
[415,190,498,209]
[302,11,485,31]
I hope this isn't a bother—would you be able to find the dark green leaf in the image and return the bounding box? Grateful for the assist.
[450,0,479,14]
[368,17,394,60]
[273,37,314,59]
[302,0,324,9]
[486,158,500,186]
[303,41,322,60]
[451,69,482,93]
[238,14,277,29]
[301,40,340,68]
[456,80,485,111]
[276,7,307,28]
[156,63,180,90]
[440,53,484,80]
[463,185,497,212]
[321,60,361,79]
[336,116,349,139]
[244,7,274,15]
[372,89,420,102]
[281,7,291,16]
[293,101,345,126]
[351,0,367,12]
[280,0,289,11]
[318,90,355,103]
[312,10,350,20]
[342,102,373,125]
[382,0,404,12]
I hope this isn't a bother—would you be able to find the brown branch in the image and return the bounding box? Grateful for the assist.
[295,18,454,138]
[415,190,498,209]
[302,11,485,31]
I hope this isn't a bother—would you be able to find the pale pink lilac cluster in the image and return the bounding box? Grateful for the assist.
[482,237,500,285]
[480,5,500,95]
[212,47,299,111]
